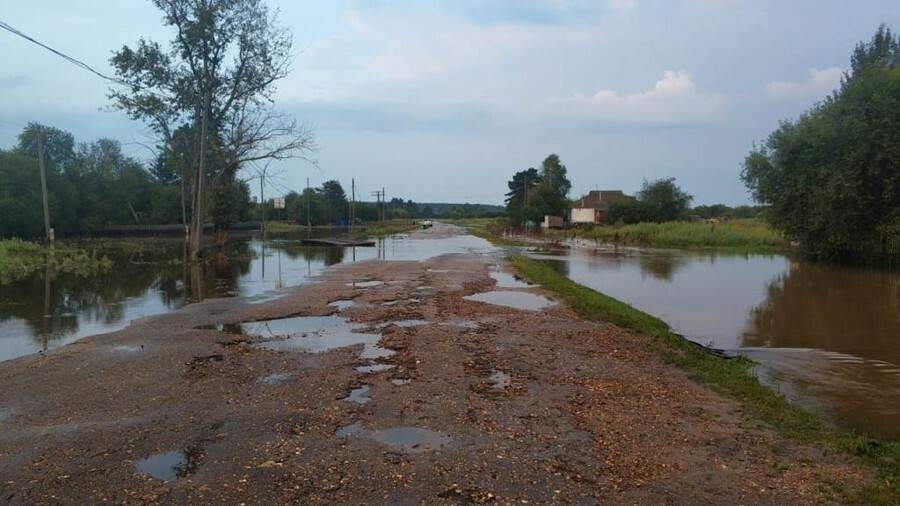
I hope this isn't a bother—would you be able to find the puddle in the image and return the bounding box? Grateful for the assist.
[371,427,452,453]
[247,316,382,354]
[441,320,479,330]
[343,385,371,404]
[357,363,396,374]
[488,369,511,389]
[348,280,384,288]
[378,319,429,329]
[464,291,556,311]
[382,300,399,306]
[360,343,396,360]
[111,345,143,353]
[135,447,202,481]
[489,269,532,289]
[391,378,411,386]
[329,300,354,311]
[336,420,361,438]
[259,373,292,385]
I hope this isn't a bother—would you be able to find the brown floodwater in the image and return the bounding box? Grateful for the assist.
[531,244,900,438]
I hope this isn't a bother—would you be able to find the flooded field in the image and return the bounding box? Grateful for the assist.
[0,229,497,362]
[531,244,900,437]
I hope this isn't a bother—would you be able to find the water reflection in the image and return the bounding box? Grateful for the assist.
[532,244,900,437]
[0,227,497,362]
[743,262,900,359]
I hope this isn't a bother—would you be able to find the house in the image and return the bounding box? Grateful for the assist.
[542,215,566,229]
[570,190,633,225]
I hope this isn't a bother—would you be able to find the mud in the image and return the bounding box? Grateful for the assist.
[0,223,872,504]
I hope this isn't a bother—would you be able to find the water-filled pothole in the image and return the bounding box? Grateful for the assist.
[464,291,556,311]
[343,385,371,404]
[378,319,430,329]
[111,345,143,353]
[357,363,396,374]
[391,378,411,386]
[335,420,361,438]
[348,280,384,288]
[488,369,511,389]
[329,300,354,311]
[360,343,396,360]
[135,447,202,481]
[245,316,382,354]
[489,269,532,289]
[259,373,292,385]
[371,427,452,453]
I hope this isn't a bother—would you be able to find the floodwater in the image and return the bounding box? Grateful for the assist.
[532,244,900,437]
[0,228,498,362]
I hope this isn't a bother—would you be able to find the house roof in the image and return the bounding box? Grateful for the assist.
[570,190,632,209]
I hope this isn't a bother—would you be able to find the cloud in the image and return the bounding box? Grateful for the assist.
[371,20,601,80]
[0,75,31,89]
[570,70,730,125]
[764,67,843,100]
[609,0,636,11]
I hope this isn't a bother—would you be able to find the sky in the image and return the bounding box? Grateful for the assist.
[1,1,897,206]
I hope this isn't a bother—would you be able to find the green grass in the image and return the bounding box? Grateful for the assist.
[0,238,113,285]
[508,254,900,503]
[563,219,789,253]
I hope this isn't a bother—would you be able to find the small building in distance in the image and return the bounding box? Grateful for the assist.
[570,190,633,225]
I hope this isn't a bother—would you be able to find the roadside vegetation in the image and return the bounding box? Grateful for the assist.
[508,254,900,503]
[742,26,900,264]
[0,239,112,285]
[566,219,789,252]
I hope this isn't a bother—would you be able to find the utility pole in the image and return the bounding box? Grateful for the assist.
[349,178,355,235]
[371,188,385,223]
[306,177,311,240]
[36,128,53,245]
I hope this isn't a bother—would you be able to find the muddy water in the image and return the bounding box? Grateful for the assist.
[532,245,900,437]
[0,228,497,362]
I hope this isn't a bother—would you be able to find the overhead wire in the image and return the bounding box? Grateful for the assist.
[0,19,129,87]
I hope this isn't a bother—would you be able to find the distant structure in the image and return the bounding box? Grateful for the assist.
[569,190,633,225]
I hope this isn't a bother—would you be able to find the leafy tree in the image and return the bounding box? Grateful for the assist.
[742,25,900,262]
[110,0,316,258]
[320,180,348,225]
[636,178,693,223]
[505,168,541,225]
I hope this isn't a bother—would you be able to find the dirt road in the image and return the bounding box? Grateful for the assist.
[0,223,867,504]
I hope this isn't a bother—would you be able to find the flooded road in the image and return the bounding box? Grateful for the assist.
[531,244,900,437]
[0,230,497,362]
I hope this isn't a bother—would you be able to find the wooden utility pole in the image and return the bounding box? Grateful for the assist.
[189,90,210,260]
[306,177,311,240]
[349,178,355,235]
[36,129,53,245]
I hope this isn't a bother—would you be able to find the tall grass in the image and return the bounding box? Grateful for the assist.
[0,238,113,285]
[573,219,788,252]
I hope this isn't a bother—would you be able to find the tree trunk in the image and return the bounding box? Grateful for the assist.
[189,90,210,260]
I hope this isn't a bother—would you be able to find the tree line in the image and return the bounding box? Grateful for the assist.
[742,25,900,263]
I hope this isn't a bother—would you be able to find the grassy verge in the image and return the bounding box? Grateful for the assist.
[509,254,900,503]
[0,238,113,285]
[557,219,789,253]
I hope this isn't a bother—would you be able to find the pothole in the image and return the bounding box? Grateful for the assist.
[371,427,452,453]
[259,373,292,385]
[464,291,556,311]
[357,363,396,374]
[135,446,203,481]
[347,280,384,288]
[343,385,371,404]
[336,420,362,439]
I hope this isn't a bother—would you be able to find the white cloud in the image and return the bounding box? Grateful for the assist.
[609,0,636,11]
[764,67,843,100]
[570,70,730,124]
[370,20,603,81]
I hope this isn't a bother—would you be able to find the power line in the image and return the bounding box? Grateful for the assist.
[0,19,128,86]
